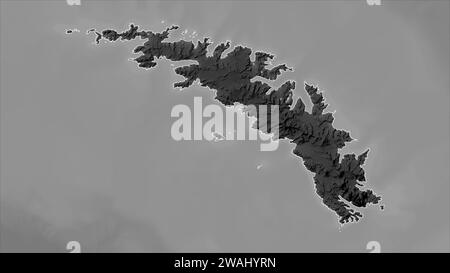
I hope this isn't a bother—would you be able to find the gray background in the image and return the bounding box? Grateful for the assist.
[1,0,449,252]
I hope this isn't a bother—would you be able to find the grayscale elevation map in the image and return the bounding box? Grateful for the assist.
[1,0,449,253]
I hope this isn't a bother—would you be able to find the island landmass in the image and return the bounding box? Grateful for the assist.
[84,24,382,224]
